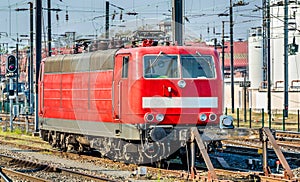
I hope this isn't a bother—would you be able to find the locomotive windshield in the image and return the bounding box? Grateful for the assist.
[180,55,216,78]
[143,54,216,79]
[144,55,179,78]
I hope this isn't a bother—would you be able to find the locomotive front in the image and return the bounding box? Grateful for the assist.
[116,46,233,162]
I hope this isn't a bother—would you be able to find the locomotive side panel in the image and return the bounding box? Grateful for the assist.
[89,50,116,122]
[40,50,121,134]
[40,49,141,139]
[60,73,75,114]
[89,71,113,122]
[42,55,65,119]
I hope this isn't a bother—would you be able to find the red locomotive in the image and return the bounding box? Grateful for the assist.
[38,43,233,164]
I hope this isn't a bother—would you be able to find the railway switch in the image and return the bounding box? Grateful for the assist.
[259,127,295,180]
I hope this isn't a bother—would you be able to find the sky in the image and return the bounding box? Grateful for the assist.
[0,0,262,47]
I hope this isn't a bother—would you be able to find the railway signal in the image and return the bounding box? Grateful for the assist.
[288,43,298,55]
[6,55,17,75]
[65,10,69,21]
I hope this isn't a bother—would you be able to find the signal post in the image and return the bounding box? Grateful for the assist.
[5,55,17,132]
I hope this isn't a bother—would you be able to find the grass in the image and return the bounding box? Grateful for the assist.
[0,126,53,150]
[0,126,32,136]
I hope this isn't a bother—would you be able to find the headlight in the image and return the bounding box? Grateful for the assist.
[222,117,233,126]
[199,113,207,121]
[220,115,234,129]
[156,114,164,122]
[209,113,217,121]
[144,113,154,122]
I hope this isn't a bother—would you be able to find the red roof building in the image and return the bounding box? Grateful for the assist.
[217,41,248,69]
[186,40,248,69]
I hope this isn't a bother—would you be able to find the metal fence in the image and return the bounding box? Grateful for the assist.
[225,108,300,132]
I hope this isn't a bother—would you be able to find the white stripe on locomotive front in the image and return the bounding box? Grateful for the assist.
[142,97,218,108]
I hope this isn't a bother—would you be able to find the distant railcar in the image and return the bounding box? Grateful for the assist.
[38,44,233,164]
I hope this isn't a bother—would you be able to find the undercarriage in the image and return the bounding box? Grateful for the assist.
[40,126,225,165]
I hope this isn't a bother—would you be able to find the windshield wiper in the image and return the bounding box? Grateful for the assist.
[146,51,164,73]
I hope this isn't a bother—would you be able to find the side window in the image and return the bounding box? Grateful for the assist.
[122,56,129,78]
[39,63,44,82]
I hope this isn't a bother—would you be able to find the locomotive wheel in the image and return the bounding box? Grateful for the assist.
[124,153,135,164]
[48,131,57,147]
[141,142,165,164]
[65,135,79,153]
[40,130,48,141]
[59,133,67,152]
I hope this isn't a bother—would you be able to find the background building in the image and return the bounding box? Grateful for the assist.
[244,0,300,112]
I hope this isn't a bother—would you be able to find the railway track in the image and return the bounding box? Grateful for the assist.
[0,136,250,180]
[0,154,118,182]
[1,167,51,182]
[0,133,258,181]
[0,126,300,181]
[276,131,300,140]
[0,133,194,181]
[0,131,258,181]
[224,130,300,153]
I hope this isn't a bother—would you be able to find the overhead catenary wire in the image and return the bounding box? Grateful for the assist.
[1,0,270,43]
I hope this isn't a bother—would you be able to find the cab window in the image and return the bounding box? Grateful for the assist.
[180,55,215,78]
[143,55,178,78]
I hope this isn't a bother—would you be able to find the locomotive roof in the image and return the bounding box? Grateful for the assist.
[117,45,217,56]
[43,46,217,74]
[43,49,117,73]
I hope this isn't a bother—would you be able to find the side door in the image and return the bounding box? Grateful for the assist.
[113,54,130,121]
